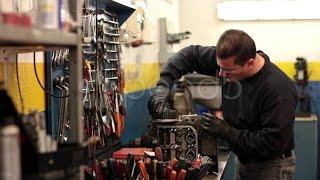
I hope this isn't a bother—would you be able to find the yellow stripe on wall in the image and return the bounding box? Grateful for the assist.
[274,62,295,79]
[123,61,320,93]
[2,60,317,113]
[274,61,320,81]
[124,63,160,93]
[0,62,45,114]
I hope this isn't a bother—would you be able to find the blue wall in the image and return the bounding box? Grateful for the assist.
[308,82,320,180]
[121,89,152,144]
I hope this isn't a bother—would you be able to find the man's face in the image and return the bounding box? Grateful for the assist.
[217,56,252,81]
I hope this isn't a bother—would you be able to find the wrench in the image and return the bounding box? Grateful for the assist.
[60,78,70,142]
[55,77,65,142]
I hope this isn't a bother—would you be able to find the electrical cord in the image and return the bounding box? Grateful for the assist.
[15,54,25,113]
[33,52,70,98]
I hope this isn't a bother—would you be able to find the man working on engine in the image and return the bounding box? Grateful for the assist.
[148,29,297,179]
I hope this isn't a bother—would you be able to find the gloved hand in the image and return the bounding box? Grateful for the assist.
[148,85,171,117]
[199,113,231,139]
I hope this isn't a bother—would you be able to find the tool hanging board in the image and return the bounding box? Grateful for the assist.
[46,0,135,156]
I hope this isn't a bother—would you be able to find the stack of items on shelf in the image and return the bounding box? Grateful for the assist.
[0,0,74,31]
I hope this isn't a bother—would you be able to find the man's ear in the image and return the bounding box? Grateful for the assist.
[245,58,255,69]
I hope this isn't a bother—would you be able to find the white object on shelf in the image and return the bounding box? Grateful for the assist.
[0,0,14,12]
[0,125,21,180]
[37,0,59,30]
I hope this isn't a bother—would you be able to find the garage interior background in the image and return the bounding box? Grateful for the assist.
[0,0,319,179]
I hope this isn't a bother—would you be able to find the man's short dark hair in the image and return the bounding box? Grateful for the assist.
[216,29,256,66]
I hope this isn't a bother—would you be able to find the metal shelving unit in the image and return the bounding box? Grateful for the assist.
[0,25,78,46]
[0,1,83,144]
[0,0,83,179]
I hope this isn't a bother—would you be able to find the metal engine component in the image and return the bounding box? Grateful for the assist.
[154,114,218,172]
[150,73,221,172]
[157,124,198,162]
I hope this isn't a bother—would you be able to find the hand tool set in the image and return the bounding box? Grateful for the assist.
[84,146,215,180]
[45,2,126,178]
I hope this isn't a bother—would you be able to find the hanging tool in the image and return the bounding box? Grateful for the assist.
[114,90,123,137]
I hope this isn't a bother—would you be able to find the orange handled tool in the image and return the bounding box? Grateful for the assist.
[177,169,186,180]
[168,158,178,168]
[165,166,173,180]
[138,160,149,180]
[114,93,123,137]
[169,170,177,180]
[192,158,201,168]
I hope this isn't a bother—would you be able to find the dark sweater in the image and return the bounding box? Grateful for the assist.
[158,45,298,163]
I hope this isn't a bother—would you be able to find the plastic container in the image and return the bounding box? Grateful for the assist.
[184,74,222,110]
[0,125,21,180]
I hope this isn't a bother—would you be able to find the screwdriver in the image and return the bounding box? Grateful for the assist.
[153,159,158,180]
[192,158,201,168]
[155,147,163,161]
[138,160,149,180]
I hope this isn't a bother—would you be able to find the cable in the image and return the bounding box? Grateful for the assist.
[15,54,25,113]
[33,52,70,98]
[92,0,98,177]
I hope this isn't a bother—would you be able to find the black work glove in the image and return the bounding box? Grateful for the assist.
[199,113,231,139]
[148,85,172,117]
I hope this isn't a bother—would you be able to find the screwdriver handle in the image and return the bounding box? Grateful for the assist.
[168,158,178,168]
[169,170,177,180]
[138,160,149,180]
[155,147,163,161]
[165,165,173,180]
[177,169,186,180]
[192,158,201,168]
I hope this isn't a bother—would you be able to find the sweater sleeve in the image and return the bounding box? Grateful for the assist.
[158,45,219,88]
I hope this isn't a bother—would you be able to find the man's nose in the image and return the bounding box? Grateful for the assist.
[219,69,225,77]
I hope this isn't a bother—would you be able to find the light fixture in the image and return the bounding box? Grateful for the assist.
[217,0,320,21]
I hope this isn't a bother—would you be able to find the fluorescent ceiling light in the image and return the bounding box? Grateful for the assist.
[217,0,320,21]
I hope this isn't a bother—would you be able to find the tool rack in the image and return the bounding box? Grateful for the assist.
[44,0,135,174]
[0,0,134,179]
